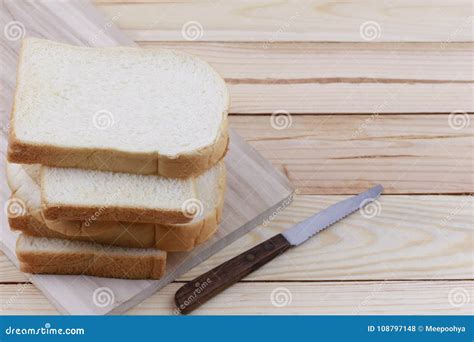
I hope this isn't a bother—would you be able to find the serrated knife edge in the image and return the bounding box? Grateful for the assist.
[282,184,383,246]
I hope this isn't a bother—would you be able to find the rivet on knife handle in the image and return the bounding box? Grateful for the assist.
[174,234,291,314]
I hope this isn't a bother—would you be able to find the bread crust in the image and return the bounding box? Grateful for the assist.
[7,39,230,178]
[39,160,226,224]
[16,235,167,280]
[41,204,193,225]
[7,162,226,252]
[8,121,229,178]
[40,161,225,224]
[9,200,220,252]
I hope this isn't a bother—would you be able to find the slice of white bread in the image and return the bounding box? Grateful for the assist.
[17,234,166,279]
[8,38,229,178]
[7,162,225,251]
[40,161,225,224]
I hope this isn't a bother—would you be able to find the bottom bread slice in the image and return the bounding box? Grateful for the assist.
[17,234,166,280]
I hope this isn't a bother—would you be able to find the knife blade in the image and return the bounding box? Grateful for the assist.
[175,185,384,314]
[282,184,383,246]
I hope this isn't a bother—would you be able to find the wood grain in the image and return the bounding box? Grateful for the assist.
[1,0,294,315]
[183,195,474,281]
[139,42,473,114]
[1,281,472,315]
[3,9,472,115]
[141,44,472,114]
[0,254,27,283]
[1,195,472,283]
[1,0,472,316]
[94,0,474,42]
[228,83,473,114]
[230,115,474,194]
[139,42,474,81]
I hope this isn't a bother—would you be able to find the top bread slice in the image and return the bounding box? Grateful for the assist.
[8,38,229,178]
[40,161,225,224]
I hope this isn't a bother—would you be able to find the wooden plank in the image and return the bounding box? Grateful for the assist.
[139,42,474,114]
[94,0,474,42]
[0,0,293,315]
[230,115,474,194]
[138,42,474,82]
[1,281,472,314]
[135,281,474,315]
[1,195,472,282]
[3,12,472,115]
[227,82,473,114]
[182,195,474,281]
[0,253,27,283]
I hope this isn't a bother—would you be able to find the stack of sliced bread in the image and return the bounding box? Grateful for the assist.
[6,38,229,280]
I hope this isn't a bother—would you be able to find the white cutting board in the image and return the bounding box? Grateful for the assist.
[0,0,293,314]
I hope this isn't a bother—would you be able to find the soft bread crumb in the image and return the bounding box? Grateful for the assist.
[13,38,229,156]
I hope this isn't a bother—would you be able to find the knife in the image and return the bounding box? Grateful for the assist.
[174,184,384,314]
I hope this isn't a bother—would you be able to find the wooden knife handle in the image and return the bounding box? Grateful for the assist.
[174,233,291,314]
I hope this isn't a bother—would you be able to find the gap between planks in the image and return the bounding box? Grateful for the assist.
[1,195,472,283]
[138,42,474,82]
[229,115,474,194]
[94,0,474,42]
[136,42,474,114]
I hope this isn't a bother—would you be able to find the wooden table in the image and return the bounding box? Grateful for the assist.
[1,0,472,315]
